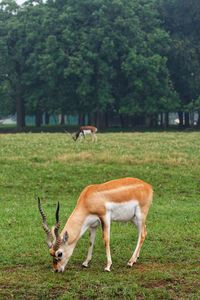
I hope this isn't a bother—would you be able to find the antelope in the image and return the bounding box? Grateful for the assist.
[37,177,153,273]
[71,125,97,142]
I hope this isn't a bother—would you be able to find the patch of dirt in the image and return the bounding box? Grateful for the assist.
[1,265,25,273]
[141,278,183,289]
[133,261,197,272]
[48,287,69,300]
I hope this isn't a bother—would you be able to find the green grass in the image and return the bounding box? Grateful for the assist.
[0,132,199,299]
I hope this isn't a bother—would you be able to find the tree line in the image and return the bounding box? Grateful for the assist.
[0,0,200,130]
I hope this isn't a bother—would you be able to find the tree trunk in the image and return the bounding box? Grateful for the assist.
[15,64,25,131]
[145,114,151,128]
[163,112,169,128]
[133,113,145,127]
[16,91,25,131]
[160,113,164,128]
[79,113,85,126]
[44,112,50,125]
[151,113,158,128]
[184,112,190,128]
[139,113,146,127]
[197,111,200,128]
[145,113,158,128]
[131,115,136,127]
[105,111,109,128]
[178,111,184,128]
[35,108,42,127]
[166,112,169,128]
[119,114,125,128]
[60,114,65,125]
[88,113,96,126]
[95,111,106,130]
[119,114,130,128]
[190,111,194,128]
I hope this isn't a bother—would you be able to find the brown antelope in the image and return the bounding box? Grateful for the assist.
[38,177,153,273]
[71,125,97,142]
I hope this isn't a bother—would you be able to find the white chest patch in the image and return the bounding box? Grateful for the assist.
[106,200,139,222]
[80,215,100,236]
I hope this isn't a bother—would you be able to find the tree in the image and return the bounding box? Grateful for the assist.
[22,1,55,127]
[158,0,200,127]
[52,0,177,128]
[1,0,195,130]
[0,0,27,130]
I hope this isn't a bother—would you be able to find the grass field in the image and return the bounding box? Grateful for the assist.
[0,132,199,299]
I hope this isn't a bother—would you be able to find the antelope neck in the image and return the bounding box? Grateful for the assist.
[61,208,88,245]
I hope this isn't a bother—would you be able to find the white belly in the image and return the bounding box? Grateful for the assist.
[83,130,92,135]
[106,200,139,222]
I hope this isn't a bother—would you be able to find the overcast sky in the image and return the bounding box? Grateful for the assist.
[15,0,47,5]
[16,0,25,4]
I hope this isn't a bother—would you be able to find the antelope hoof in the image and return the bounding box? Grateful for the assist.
[104,266,111,272]
[82,261,89,268]
[127,260,136,267]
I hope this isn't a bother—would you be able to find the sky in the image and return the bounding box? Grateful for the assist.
[15,0,47,5]
[16,0,26,4]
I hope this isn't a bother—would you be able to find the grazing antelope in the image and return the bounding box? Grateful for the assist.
[71,125,97,142]
[38,177,153,273]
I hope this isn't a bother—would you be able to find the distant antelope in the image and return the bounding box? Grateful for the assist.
[71,125,97,142]
[38,177,153,273]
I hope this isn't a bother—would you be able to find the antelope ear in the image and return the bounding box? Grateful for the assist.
[62,231,69,243]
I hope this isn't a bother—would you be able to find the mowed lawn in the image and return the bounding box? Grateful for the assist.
[0,132,199,299]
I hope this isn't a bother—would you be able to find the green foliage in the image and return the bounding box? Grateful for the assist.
[0,0,180,124]
[0,0,200,126]
[159,0,200,107]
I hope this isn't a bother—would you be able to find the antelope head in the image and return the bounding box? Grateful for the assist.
[71,132,77,141]
[37,198,72,272]
[65,130,77,141]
